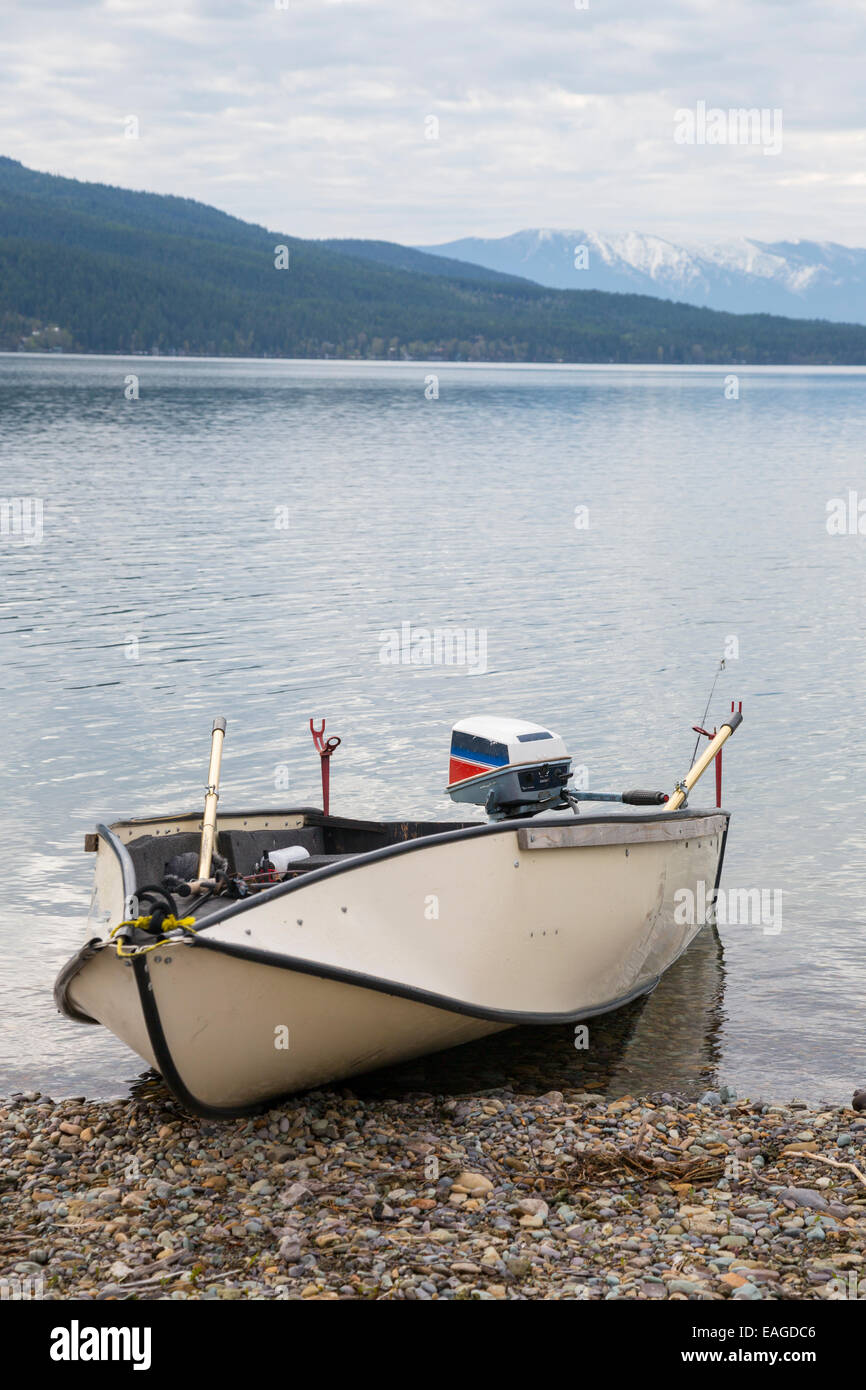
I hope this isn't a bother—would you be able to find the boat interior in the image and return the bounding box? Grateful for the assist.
[123,812,476,894]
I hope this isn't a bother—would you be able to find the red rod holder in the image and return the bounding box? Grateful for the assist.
[691,700,741,808]
[310,718,341,817]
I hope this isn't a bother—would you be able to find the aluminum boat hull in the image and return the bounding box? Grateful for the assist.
[56,806,729,1116]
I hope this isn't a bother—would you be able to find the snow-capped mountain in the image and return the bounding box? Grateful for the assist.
[416,230,866,323]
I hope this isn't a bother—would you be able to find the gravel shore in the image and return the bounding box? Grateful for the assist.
[2,1084,865,1301]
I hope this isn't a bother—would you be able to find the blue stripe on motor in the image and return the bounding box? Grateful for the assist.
[450,742,509,767]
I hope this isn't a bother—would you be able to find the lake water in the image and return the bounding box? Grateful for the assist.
[1,355,864,1106]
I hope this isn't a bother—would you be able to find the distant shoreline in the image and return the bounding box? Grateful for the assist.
[3,352,866,374]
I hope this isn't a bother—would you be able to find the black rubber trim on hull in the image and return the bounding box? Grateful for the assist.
[131,948,664,1120]
[130,954,232,1119]
[191,933,668,1028]
[713,819,730,897]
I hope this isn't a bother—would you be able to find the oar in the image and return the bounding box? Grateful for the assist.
[667,710,742,810]
[197,717,227,879]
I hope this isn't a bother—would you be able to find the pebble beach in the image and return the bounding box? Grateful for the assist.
[3,1083,865,1301]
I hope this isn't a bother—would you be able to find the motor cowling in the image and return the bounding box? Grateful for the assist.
[446,717,573,820]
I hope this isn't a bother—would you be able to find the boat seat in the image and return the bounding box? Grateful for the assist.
[126,832,205,888]
[125,828,333,885]
[283,853,355,874]
[217,827,325,877]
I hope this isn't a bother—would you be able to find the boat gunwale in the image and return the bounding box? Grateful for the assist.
[98,805,731,937]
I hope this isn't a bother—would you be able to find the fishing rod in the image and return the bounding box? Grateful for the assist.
[690,657,725,768]
[673,654,745,808]
[578,662,744,811]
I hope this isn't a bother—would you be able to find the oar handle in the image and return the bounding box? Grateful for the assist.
[198,717,227,879]
[668,711,743,811]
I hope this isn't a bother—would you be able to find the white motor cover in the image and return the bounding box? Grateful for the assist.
[448,716,569,787]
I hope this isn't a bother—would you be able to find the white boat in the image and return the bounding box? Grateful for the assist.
[55,711,742,1117]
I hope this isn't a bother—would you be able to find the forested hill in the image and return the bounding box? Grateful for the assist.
[2,157,866,364]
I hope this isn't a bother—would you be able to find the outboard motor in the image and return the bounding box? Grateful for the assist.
[446,717,575,820]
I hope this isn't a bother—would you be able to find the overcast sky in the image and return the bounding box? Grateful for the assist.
[1,0,864,245]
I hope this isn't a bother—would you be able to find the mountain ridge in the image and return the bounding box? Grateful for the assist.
[2,158,866,362]
[416,228,866,324]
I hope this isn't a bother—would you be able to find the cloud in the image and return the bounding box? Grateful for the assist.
[0,0,863,243]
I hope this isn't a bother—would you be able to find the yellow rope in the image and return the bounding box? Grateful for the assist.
[110,913,198,959]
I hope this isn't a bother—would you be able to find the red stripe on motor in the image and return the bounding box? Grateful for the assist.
[448,757,489,785]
